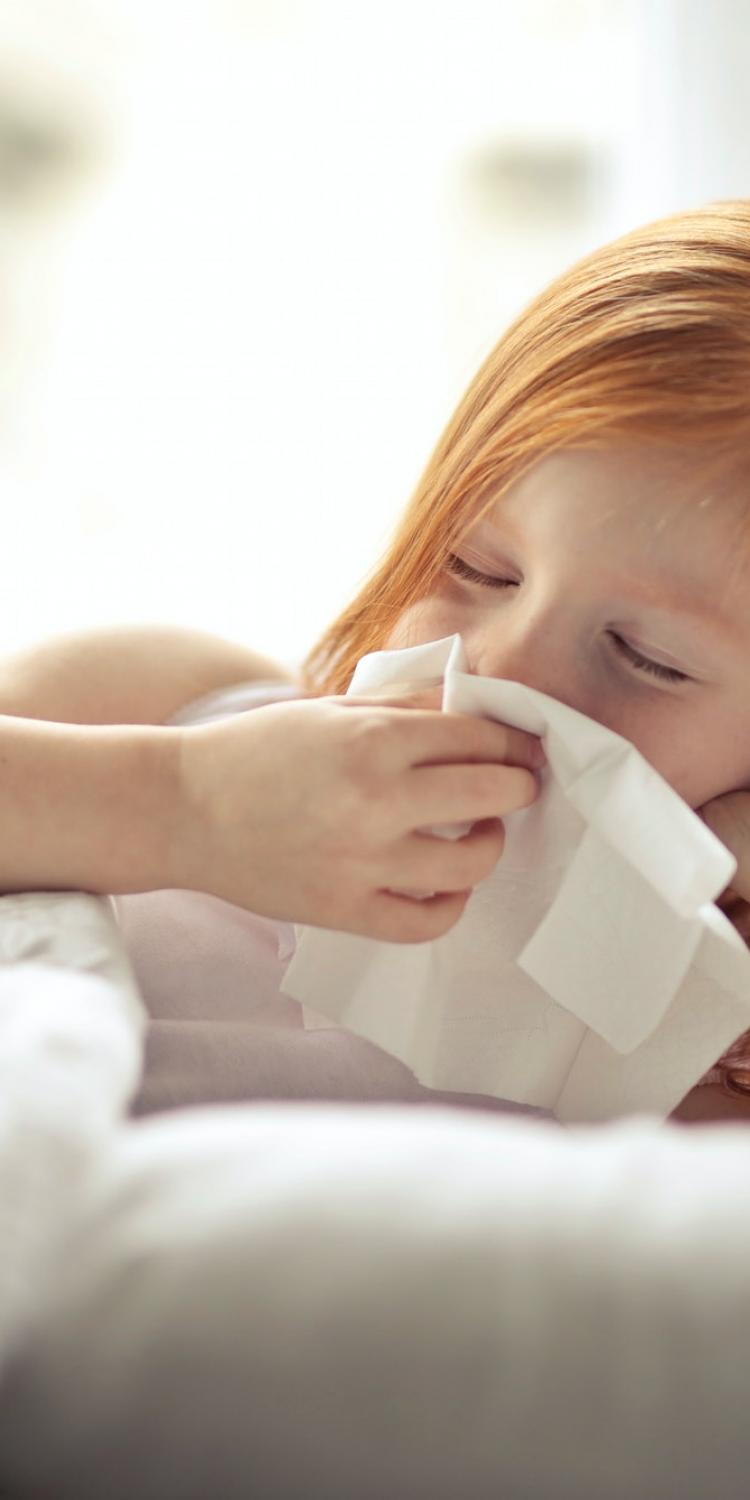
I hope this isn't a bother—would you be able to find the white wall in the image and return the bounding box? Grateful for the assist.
[1,1,747,669]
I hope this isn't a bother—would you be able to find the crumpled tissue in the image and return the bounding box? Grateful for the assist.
[280,634,750,1122]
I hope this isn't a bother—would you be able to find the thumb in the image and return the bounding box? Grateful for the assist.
[347,677,445,711]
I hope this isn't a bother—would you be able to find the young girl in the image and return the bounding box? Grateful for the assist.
[2,198,750,1123]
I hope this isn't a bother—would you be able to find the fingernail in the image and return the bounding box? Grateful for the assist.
[530,741,547,768]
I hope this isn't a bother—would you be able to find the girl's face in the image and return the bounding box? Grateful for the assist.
[384,444,750,810]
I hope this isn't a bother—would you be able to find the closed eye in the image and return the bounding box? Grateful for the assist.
[607,632,690,684]
[445,553,692,685]
[445,553,516,590]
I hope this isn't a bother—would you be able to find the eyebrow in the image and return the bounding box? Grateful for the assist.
[467,519,743,643]
[607,577,740,641]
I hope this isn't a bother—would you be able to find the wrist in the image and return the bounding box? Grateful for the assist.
[0,717,185,897]
[95,724,186,895]
[168,720,225,900]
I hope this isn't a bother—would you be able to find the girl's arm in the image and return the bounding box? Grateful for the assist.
[0,713,181,896]
[0,623,296,897]
[0,624,296,726]
[0,635,544,940]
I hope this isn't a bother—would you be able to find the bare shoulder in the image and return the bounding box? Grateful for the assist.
[0,624,298,726]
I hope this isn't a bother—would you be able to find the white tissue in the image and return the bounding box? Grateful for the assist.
[280,634,750,1122]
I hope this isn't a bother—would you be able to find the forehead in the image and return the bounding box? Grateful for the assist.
[489,442,750,564]
[472,442,750,638]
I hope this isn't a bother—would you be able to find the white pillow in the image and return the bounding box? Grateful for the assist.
[2,1100,750,1500]
[0,891,143,1367]
[1,889,749,1499]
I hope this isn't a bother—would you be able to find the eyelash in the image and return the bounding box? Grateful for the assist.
[444,553,690,685]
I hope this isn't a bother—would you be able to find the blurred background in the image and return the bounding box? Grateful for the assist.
[0,0,748,668]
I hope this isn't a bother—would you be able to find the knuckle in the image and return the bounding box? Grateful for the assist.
[372,681,442,708]
[342,711,397,774]
[509,730,540,767]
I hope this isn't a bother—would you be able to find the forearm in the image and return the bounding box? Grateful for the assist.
[0,714,182,896]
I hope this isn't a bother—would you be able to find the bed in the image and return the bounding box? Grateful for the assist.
[1,888,749,1499]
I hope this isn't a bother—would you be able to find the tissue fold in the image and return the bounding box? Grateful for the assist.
[280,635,750,1123]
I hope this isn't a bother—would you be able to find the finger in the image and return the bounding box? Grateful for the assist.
[394,712,546,773]
[333,690,546,772]
[407,714,545,773]
[394,762,541,829]
[699,791,750,901]
[365,887,474,944]
[393,817,507,894]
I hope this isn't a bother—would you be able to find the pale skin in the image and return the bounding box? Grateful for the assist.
[0,627,543,941]
[386,444,750,809]
[2,442,750,1120]
[383,441,750,1122]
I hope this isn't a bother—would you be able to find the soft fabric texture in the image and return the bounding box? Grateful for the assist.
[116,882,543,1117]
[3,1098,750,1500]
[2,881,750,1497]
[0,891,143,1371]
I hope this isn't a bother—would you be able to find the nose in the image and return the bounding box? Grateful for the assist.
[469,619,585,711]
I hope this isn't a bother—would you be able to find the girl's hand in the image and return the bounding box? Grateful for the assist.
[172,687,545,943]
[698,789,750,939]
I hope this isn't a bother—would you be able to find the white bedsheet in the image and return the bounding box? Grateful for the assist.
[1,889,750,1499]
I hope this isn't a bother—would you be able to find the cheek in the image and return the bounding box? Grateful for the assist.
[384,598,460,650]
[597,705,700,805]
[630,711,750,810]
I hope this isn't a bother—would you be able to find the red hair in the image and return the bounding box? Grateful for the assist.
[300,199,750,1101]
[302,198,750,695]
